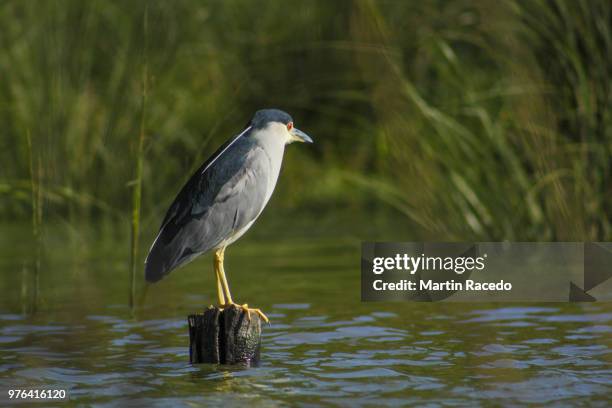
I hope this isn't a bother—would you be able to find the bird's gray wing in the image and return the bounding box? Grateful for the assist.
[145,136,271,282]
[158,125,252,231]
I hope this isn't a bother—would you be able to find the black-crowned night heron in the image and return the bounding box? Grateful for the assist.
[145,109,313,322]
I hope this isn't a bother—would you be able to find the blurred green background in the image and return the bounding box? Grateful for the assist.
[0,3,610,398]
[1,0,610,244]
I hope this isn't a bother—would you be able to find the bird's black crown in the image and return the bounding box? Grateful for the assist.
[249,109,293,129]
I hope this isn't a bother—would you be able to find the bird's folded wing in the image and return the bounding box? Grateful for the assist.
[145,138,270,281]
[158,126,253,232]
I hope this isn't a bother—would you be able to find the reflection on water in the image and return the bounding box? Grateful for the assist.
[0,222,611,405]
[1,305,611,406]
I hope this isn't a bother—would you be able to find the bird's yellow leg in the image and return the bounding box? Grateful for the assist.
[215,247,234,304]
[213,253,225,305]
[214,247,269,323]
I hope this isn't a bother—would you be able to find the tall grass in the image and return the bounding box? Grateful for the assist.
[347,0,610,241]
[514,0,611,239]
[0,0,609,250]
[129,5,149,311]
[26,130,42,313]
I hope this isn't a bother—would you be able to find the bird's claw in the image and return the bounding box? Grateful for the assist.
[217,303,270,324]
[240,303,270,324]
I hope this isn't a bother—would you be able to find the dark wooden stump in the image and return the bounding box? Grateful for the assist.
[188,305,262,365]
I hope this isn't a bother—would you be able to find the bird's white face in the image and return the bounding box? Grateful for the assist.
[266,121,314,145]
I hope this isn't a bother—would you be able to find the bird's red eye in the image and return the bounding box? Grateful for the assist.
[287,122,293,131]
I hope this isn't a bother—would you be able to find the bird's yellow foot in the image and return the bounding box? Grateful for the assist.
[218,303,269,323]
[239,303,269,323]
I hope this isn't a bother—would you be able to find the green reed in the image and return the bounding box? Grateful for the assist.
[0,0,609,246]
[26,130,42,313]
[129,5,149,311]
[346,0,610,241]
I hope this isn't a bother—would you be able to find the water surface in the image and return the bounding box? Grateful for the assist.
[0,221,610,406]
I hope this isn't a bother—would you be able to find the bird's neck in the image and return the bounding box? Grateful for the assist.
[251,127,287,201]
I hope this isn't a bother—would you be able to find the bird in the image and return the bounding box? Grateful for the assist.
[144,109,313,322]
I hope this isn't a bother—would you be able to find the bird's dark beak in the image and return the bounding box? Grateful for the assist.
[290,127,313,143]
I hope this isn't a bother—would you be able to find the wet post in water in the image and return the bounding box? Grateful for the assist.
[188,305,262,365]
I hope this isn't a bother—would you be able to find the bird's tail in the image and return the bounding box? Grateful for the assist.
[144,227,201,283]
[144,243,169,283]
[144,230,177,283]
